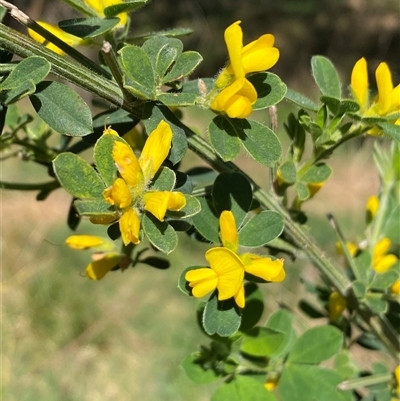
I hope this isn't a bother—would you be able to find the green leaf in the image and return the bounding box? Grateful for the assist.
[93,133,127,187]
[370,269,399,290]
[59,0,97,16]
[365,294,387,314]
[119,45,156,99]
[278,365,352,401]
[213,172,253,227]
[334,350,357,380]
[299,163,332,183]
[295,182,310,201]
[354,251,371,285]
[311,55,341,98]
[73,199,116,217]
[288,325,343,364]
[104,0,149,16]
[265,309,297,359]
[212,375,278,401]
[239,283,264,333]
[181,353,220,384]
[136,27,193,40]
[142,103,187,164]
[58,17,119,38]
[167,194,201,219]
[240,327,284,357]
[239,211,284,247]
[0,56,50,104]
[156,92,197,107]
[30,81,93,136]
[203,293,241,337]
[142,212,178,254]
[379,122,400,143]
[232,119,282,167]
[352,280,366,299]
[249,72,287,110]
[285,88,319,111]
[209,115,241,161]
[191,197,220,243]
[163,51,203,83]
[278,161,296,184]
[53,153,105,198]
[151,167,176,191]
[142,36,182,81]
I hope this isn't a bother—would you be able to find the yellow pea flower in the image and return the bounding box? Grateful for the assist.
[395,365,400,395]
[307,182,324,198]
[84,0,128,28]
[211,20,280,119]
[366,195,379,224]
[28,21,83,55]
[103,121,186,246]
[372,237,398,274]
[185,210,285,308]
[351,57,400,135]
[391,280,400,295]
[328,291,347,322]
[264,376,279,391]
[65,235,123,280]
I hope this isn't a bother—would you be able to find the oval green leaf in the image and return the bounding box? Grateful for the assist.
[58,17,119,38]
[209,115,241,161]
[239,211,284,247]
[240,327,285,357]
[311,55,341,99]
[30,81,93,136]
[250,72,287,110]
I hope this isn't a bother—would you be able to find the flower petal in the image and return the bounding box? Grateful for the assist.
[86,253,121,280]
[241,34,279,73]
[375,62,393,115]
[65,235,105,250]
[373,254,398,274]
[205,247,244,300]
[103,177,132,208]
[242,254,285,282]
[224,21,245,79]
[186,268,218,298]
[113,141,143,189]
[143,191,170,221]
[119,208,141,245]
[219,210,238,252]
[234,284,245,308]
[139,121,172,182]
[373,237,392,261]
[351,57,368,109]
[28,21,82,55]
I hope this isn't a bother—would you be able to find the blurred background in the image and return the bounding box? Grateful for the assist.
[2,0,399,400]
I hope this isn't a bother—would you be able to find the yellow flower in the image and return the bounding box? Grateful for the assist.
[65,234,122,279]
[336,241,358,257]
[84,0,128,28]
[211,20,280,119]
[307,182,324,198]
[264,376,279,391]
[366,195,379,223]
[103,121,186,246]
[351,57,400,135]
[372,238,398,273]
[28,21,83,55]
[185,210,285,308]
[328,291,347,322]
[395,365,400,394]
[391,280,400,295]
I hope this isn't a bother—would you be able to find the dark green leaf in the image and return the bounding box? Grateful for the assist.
[249,72,287,110]
[181,353,220,384]
[213,172,253,227]
[53,153,104,198]
[239,211,284,247]
[119,45,156,99]
[378,122,400,143]
[285,88,319,111]
[151,167,176,191]
[288,325,343,364]
[191,197,220,243]
[203,293,241,337]
[142,212,178,254]
[58,17,119,38]
[239,283,264,333]
[229,119,282,166]
[163,51,203,83]
[311,55,341,98]
[209,115,241,161]
[104,1,149,17]
[30,81,93,136]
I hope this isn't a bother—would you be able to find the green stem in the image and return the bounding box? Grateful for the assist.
[337,372,393,391]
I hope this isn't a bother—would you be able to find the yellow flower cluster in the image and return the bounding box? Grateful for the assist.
[185,211,285,308]
[351,58,400,135]
[211,21,279,119]
[28,0,128,55]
